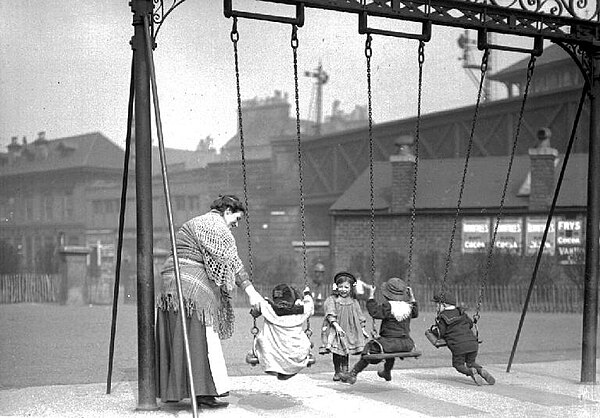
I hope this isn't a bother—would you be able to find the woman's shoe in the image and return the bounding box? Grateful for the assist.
[196,396,229,408]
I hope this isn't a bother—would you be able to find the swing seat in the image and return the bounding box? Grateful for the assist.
[361,339,422,363]
[425,328,483,349]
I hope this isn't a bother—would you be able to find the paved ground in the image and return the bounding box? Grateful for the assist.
[1,360,599,417]
[1,304,599,417]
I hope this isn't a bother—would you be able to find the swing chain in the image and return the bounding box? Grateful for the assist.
[365,33,376,286]
[440,48,489,302]
[290,24,312,337]
[230,17,254,280]
[407,41,425,284]
[473,53,537,323]
[291,24,308,289]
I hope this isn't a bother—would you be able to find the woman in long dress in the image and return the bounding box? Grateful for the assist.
[155,194,261,408]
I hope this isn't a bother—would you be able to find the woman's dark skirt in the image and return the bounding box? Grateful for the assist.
[155,308,224,402]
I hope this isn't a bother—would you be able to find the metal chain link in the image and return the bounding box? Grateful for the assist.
[440,48,489,303]
[291,25,308,290]
[231,17,254,280]
[365,34,376,287]
[291,25,312,337]
[407,41,425,286]
[473,54,537,323]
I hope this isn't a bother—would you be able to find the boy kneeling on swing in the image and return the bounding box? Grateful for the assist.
[340,277,418,384]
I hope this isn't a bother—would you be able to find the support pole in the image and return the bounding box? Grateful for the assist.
[581,52,600,383]
[131,0,158,410]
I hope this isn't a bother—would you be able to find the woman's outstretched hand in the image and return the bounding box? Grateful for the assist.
[244,284,262,309]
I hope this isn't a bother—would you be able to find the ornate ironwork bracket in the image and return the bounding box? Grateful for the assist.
[153,0,189,38]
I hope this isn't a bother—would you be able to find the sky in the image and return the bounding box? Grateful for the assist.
[0,1,536,152]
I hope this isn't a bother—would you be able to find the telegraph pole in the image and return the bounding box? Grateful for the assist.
[130,0,158,409]
[304,62,329,135]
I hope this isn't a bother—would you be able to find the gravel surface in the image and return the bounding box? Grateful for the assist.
[0,303,591,389]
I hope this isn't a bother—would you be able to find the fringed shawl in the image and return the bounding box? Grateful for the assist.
[157,211,242,339]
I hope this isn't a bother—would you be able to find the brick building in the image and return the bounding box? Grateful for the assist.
[330,133,586,286]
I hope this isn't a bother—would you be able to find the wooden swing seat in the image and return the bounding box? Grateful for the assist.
[361,339,422,363]
[362,350,422,362]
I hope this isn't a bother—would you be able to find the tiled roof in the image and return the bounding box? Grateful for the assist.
[490,44,571,81]
[331,153,588,212]
[0,132,125,177]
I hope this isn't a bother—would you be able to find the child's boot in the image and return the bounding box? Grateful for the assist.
[478,368,495,385]
[339,358,368,385]
[332,355,342,381]
[341,355,349,373]
[468,368,482,386]
[377,358,394,381]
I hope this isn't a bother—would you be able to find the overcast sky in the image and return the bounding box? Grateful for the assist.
[0,1,538,152]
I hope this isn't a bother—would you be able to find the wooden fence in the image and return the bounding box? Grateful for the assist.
[0,274,585,313]
[234,283,584,313]
[0,274,61,304]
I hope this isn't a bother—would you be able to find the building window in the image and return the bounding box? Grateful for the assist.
[92,200,103,215]
[64,192,74,219]
[175,196,186,211]
[43,195,53,221]
[25,196,34,221]
[188,196,200,212]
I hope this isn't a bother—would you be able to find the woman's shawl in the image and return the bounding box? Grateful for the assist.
[158,211,242,339]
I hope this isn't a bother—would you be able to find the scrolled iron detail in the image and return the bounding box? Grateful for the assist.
[487,0,597,20]
[153,0,189,38]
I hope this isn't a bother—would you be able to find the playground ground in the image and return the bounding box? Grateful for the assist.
[1,303,599,417]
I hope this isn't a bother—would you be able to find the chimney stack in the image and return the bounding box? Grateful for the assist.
[390,136,416,213]
[528,127,558,211]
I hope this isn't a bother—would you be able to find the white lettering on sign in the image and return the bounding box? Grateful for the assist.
[558,247,583,255]
[526,218,555,234]
[465,241,486,249]
[463,224,489,233]
[558,220,581,231]
[496,241,518,249]
[528,240,553,249]
[498,223,521,233]
[557,237,582,245]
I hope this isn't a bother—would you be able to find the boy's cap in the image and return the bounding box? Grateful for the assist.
[431,293,456,306]
[382,277,408,301]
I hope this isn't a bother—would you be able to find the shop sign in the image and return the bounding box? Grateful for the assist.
[525,217,555,256]
[556,217,584,264]
[494,218,522,254]
[462,218,489,253]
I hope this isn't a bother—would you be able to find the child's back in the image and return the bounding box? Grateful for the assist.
[253,284,314,379]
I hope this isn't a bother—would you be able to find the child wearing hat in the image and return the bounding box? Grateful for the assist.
[430,293,495,385]
[250,283,314,380]
[339,277,418,384]
[319,272,368,381]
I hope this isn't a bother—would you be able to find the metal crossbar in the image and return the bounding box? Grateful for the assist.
[237,0,600,46]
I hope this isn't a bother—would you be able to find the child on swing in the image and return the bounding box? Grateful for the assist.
[340,277,418,385]
[319,272,368,381]
[250,283,314,380]
[430,293,495,385]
